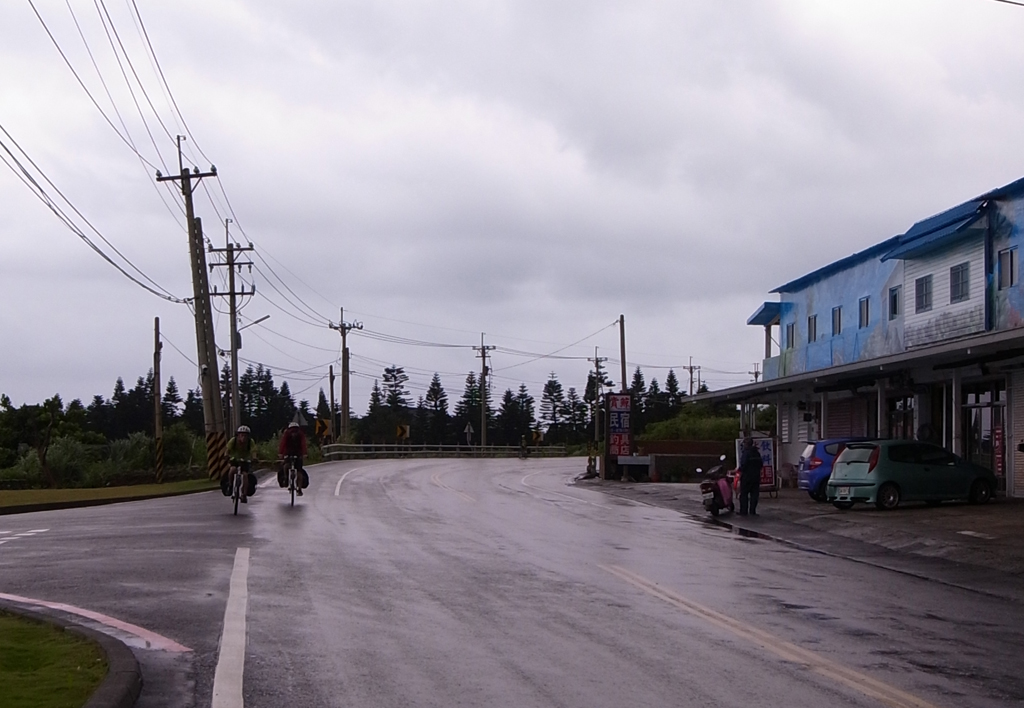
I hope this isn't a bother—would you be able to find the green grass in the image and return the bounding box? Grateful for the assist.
[0,478,218,509]
[0,612,107,708]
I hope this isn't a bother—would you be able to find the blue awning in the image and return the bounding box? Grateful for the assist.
[747,301,782,326]
[882,214,983,261]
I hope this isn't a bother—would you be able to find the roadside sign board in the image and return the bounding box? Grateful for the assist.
[397,424,410,440]
[735,437,776,490]
[606,394,632,456]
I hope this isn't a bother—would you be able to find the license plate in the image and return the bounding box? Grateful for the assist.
[838,486,851,496]
[702,492,714,501]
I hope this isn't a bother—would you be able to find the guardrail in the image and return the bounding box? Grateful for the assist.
[320,443,567,460]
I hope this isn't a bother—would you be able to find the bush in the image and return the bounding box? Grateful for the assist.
[0,450,42,488]
[109,432,153,475]
[46,437,90,486]
[162,423,198,467]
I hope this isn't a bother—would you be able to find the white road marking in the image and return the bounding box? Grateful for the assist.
[0,529,50,548]
[958,530,997,540]
[212,547,250,708]
[335,467,361,496]
[0,592,190,652]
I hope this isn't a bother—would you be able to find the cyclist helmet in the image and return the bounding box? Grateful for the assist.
[288,422,299,428]
[237,425,251,434]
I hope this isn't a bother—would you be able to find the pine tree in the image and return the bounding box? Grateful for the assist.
[563,387,587,441]
[382,366,411,411]
[163,377,183,422]
[665,369,682,414]
[424,373,449,443]
[515,384,535,434]
[540,373,566,434]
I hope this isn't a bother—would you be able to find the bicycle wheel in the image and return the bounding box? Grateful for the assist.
[289,468,296,507]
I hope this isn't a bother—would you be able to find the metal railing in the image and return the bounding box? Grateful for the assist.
[320,443,567,461]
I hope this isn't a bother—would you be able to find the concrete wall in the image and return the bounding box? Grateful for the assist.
[765,258,903,380]
[903,230,985,348]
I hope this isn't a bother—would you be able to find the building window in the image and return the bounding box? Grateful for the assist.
[858,297,869,329]
[915,275,932,313]
[785,323,795,350]
[950,262,970,303]
[832,306,842,336]
[999,247,1018,290]
[807,315,817,343]
[889,285,901,320]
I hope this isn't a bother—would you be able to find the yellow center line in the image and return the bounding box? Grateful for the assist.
[600,564,940,708]
[430,471,476,503]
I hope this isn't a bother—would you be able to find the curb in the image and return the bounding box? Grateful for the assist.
[0,483,219,517]
[0,599,142,708]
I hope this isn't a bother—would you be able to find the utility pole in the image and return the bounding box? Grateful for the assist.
[329,308,362,442]
[156,139,229,481]
[593,348,606,475]
[749,363,762,382]
[210,219,254,433]
[329,365,336,441]
[473,334,496,447]
[619,314,627,394]
[153,317,163,483]
[683,356,702,396]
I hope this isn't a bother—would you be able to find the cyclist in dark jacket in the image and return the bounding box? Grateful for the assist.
[225,425,258,501]
[278,422,309,495]
[738,437,763,516]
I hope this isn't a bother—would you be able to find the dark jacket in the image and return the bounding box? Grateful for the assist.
[739,445,763,479]
[278,427,308,457]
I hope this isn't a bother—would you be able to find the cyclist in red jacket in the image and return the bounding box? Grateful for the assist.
[278,422,309,494]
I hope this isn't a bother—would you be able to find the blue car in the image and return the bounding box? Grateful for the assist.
[797,438,869,502]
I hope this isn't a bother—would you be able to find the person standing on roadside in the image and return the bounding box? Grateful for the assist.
[738,437,763,516]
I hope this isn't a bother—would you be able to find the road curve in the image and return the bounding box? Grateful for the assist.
[2,458,1023,707]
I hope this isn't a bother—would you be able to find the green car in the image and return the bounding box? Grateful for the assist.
[827,440,997,510]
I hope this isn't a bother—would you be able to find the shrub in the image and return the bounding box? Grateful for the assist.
[109,432,153,475]
[46,437,90,486]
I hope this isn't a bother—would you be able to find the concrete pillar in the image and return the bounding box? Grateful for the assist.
[877,379,887,439]
[820,392,828,439]
[952,369,963,456]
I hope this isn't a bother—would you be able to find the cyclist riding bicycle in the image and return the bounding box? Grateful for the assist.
[225,425,258,502]
[278,422,309,495]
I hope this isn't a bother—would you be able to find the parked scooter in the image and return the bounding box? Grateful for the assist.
[696,455,735,517]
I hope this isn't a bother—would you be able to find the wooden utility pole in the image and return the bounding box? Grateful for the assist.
[330,308,362,443]
[588,346,608,448]
[619,314,627,394]
[210,220,254,433]
[329,365,336,441]
[153,317,164,483]
[156,139,229,481]
[474,334,495,447]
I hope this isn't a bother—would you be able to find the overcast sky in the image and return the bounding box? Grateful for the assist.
[3,0,1024,413]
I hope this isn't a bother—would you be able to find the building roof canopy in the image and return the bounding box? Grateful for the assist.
[747,301,782,326]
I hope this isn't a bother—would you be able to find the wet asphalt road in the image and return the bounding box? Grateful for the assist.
[2,458,1024,707]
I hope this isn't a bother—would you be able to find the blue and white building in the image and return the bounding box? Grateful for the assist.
[700,176,1024,497]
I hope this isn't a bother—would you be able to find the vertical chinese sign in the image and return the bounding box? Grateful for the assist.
[606,394,632,457]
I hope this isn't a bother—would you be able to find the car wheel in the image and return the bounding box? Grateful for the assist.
[832,501,854,510]
[876,483,901,511]
[814,478,830,503]
[808,490,820,501]
[969,479,992,505]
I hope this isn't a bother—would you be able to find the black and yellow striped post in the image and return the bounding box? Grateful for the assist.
[207,430,230,481]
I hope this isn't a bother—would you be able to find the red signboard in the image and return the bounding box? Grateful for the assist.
[606,394,632,457]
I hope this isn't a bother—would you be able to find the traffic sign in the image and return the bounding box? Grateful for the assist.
[314,418,328,437]
[397,424,410,440]
[532,430,543,444]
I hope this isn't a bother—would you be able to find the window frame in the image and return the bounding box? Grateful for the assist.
[807,314,817,343]
[858,297,869,329]
[889,285,901,320]
[949,262,970,303]
[831,306,842,337]
[999,247,1018,290]
[785,322,795,350]
[915,275,933,313]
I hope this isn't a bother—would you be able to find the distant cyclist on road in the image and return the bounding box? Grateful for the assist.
[278,422,309,495]
[225,425,258,502]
